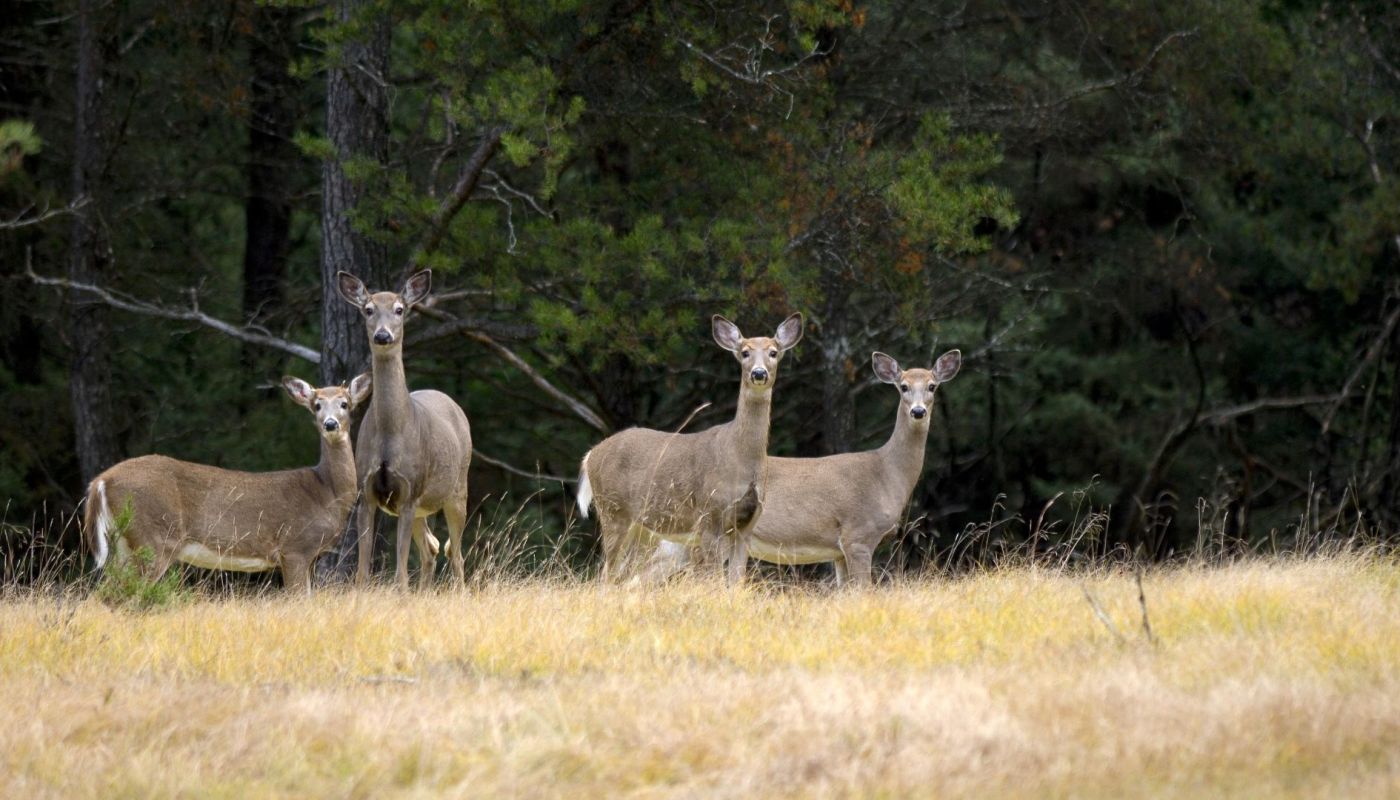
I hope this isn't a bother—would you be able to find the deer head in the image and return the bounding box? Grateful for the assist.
[335,270,433,351]
[872,349,961,424]
[282,373,372,442]
[712,312,804,392]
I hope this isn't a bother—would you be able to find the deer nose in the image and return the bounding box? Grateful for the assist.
[373,329,393,345]
[323,418,340,432]
[910,406,927,420]
[750,367,769,384]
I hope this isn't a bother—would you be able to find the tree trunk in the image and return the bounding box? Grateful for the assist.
[319,0,391,386]
[67,0,118,484]
[243,4,299,329]
[316,0,392,581]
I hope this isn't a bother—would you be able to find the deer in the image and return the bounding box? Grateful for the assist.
[81,374,371,593]
[336,269,473,590]
[576,312,804,584]
[644,349,961,586]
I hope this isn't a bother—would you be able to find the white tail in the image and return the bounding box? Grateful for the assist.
[576,452,593,519]
[86,479,112,569]
[578,313,803,583]
[79,376,370,593]
[336,270,473,590]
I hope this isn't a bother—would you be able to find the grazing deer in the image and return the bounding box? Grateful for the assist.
[336,269,473,589]
[82,375,371,593]
[576,313,804,583]
[647,349,961,586]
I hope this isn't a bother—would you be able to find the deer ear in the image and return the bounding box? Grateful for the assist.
[871,352,901,384]
[402,269,432,306]
[336,271,369,307]
[933,349,962,383]
[348,372,372,408]
[712,315,743,352]
[282,376,315,408]
[775,312,804,351]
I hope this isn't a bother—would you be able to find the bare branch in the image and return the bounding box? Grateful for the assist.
[411,125,507,269]
[460,329,608,433]
[474,449,576,484]
[25,265,321,363]
[1322,298,1400,433]
[0,197,89,230]
[973,29,1196,115]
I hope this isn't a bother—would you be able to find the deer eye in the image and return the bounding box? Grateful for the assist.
[340,401,349,410]
[313,401,322,411]
[394,305,404,316]
[363,306,373,317]
[900,384,909,393]
[741,349,750,359]
[768,349,777,358]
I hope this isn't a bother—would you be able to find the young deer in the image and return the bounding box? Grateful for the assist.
[576,313,803,583]
[647,349,961,586]
[336,269,473,590]
[82,375,371,593]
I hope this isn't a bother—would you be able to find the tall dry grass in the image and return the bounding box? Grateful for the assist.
[2,554,1398,798]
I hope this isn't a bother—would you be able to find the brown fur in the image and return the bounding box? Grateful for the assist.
[578,313,803,583]
[81,377,369,593]
[336,270,473,590]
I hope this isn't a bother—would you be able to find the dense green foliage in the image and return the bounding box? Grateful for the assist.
[2,0,1398,574]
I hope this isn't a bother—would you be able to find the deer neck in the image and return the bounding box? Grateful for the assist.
[728,384,774,470]
[315,434,358,500]
[370,347,412,436]
[879,406,931,496]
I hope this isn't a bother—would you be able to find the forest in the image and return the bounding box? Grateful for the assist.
[3,0,1400,579]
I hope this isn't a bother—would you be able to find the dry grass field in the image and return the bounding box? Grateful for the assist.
[2,555,1398,798]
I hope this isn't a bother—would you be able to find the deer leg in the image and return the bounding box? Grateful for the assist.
[692,512,730,579]
[139,547,175,584]
[840,537,874,588]
[725,511,749,586]
[640,540,691,585]
[597,509,626,581]
[833,557,849,586]
[355,492,378,587]
[393,501,417,591]
[281,556,312,595]
[443,495,468,588]
[411,516,434,591]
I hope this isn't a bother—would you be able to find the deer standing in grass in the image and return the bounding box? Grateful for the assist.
[82,375,371,593]
[647,349,961,586]
[337,269,472,589]
[576,313,803,583]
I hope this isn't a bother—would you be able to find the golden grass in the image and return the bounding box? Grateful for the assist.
[3,556,1399,798]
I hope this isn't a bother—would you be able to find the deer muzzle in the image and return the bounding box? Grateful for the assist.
[323,418,340,432]
[910,406,927,420]
[749,367,769,385]
[373,329,394,345]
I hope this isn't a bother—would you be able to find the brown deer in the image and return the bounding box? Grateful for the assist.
[82,375,371,593]
[576,313,803,583]
[645,350,961,586]
[336,269,473,589]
